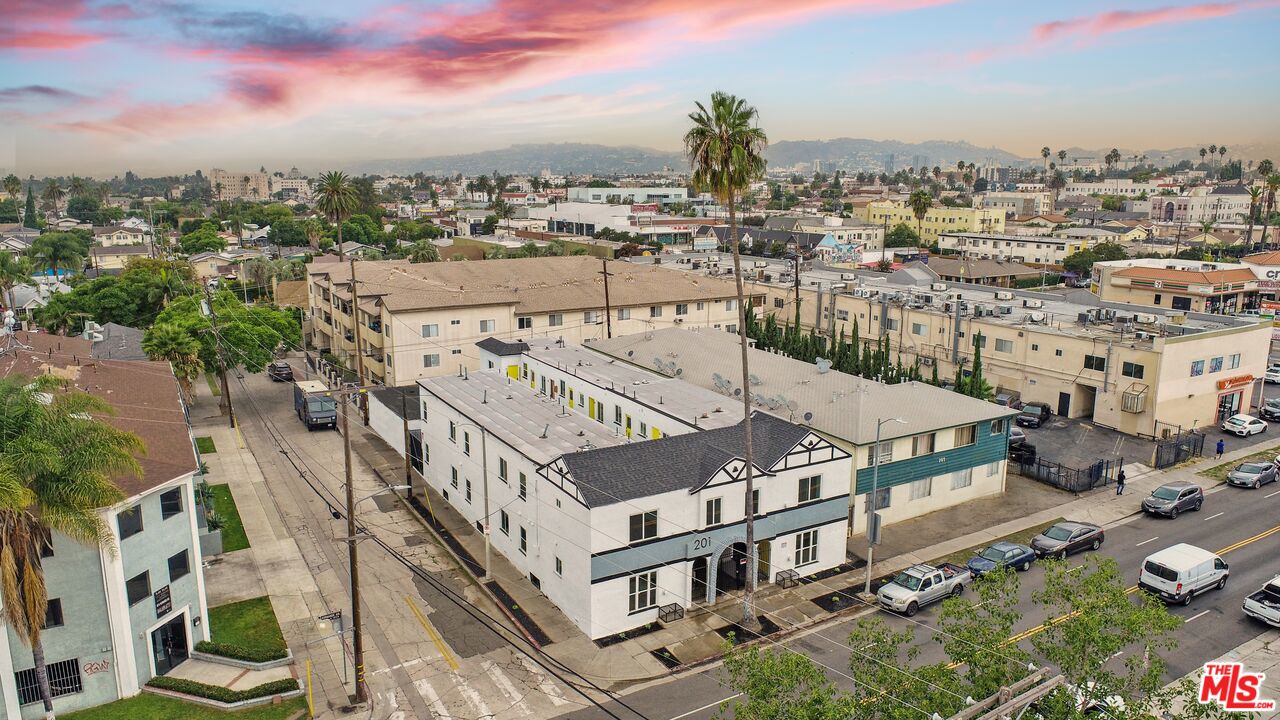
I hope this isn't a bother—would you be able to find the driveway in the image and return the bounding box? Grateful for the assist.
[1019,414,1278,470]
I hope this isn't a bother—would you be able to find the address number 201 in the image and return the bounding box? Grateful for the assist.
[691,537,711,551]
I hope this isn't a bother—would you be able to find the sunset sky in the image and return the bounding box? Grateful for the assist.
[1,0,1277,176]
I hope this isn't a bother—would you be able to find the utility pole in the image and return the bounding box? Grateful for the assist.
[348,256,368,425]
[204,287,235,429]
[600,258,613,338]
[340,390,367,705]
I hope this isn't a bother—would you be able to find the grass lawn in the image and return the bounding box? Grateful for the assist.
[209,597,288,658]
[63,693,306,720]
[209,484,250,552]
[195,436,217,454]
[1198,444,1280,484]
[205,372,222,396]
[935,517,1066,568]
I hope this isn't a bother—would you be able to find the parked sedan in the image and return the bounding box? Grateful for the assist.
[966,541,1036,576]
[1030,521,1104,559]
[1260,398,1280,422]
[1016,402,1052,428]
[1142,481,1204,518]
[1266,365,1280,383]
[1008,441,1037,464]
[1009,427,1026,444]
[1222,414,1267,437]
[267,360,295,382]
[1227,461,1279,489]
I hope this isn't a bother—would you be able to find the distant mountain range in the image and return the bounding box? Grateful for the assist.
[350,138,1278,177]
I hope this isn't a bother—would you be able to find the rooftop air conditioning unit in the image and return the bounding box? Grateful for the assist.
[1098,308,1116,320]
[1023,298,1044,308]
[917,294,934,304]
[1135,313,1158,324]
[943,301,956,313]
[948,291,964,300]
[1028,311,1047,323]
[930,283,948,291]
[920,357,935,366]
[1134,331,1153,341]
[997,304,1013,315]
[995,291,1014,301]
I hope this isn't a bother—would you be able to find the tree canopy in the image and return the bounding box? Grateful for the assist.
[1063,242,1127,275]
[34,258,196,334]
[179,222,227,254]
[147,291,300,376]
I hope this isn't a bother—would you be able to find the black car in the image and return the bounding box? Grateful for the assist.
[1141,481,1204,518]
[267,360,294,382]
[1016,402,1052,428]
[1261,398,1280,422]
[1008,441,1037,464]
[1030,521,1104,559]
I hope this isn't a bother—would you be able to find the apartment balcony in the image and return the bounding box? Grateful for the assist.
[364,330,383,349]
[368,319,382,333]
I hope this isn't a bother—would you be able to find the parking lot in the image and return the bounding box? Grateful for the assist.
[1016,413,1278,470]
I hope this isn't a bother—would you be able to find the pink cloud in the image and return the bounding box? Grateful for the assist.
[0,0,106,50]
[0,29,105,50]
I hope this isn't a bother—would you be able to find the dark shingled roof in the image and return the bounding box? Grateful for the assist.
[558,412,811,508]
[476,337,531,356]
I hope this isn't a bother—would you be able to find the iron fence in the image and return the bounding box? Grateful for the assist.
[1015,457,1122,493]
[1152,429,1205,469]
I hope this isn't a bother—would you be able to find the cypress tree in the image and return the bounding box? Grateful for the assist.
[22,183,37,228]
[969,331,991,400]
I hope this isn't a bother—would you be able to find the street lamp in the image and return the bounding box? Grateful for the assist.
[864,417,907,595]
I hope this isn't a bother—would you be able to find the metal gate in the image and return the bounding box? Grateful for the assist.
[1152,430,1205,469]
[1016,457,1122,493]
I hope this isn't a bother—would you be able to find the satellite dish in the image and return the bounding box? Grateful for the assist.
[626,350,634,357]
[803,411,814,422]
[734,388,742,396]
[675,368,683,376]
[787,400,799,411]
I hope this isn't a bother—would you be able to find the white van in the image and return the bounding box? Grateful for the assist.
[1138,543,1228,605]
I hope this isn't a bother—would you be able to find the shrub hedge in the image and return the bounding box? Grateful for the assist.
[194,640,288,663]
[146,676,299,704]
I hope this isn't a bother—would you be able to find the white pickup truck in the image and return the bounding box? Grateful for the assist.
[876,563,970,617]
[1243,575,1280,626]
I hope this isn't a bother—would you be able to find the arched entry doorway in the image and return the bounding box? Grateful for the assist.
[698,538,774,604]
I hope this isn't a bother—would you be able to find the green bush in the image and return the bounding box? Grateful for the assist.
[146,676,299,703]
[194,640,287,663]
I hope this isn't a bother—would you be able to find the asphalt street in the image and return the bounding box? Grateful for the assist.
[565,469,1280,720]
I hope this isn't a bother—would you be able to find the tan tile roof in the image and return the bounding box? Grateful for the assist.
[1113,266,1256,283]
[925,256,1040,279]
[308,256,744,315]
[273,280,308,308]
[1244,250,1280,266]
[0,333,198,499]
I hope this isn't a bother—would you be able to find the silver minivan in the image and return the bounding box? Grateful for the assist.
[1138,543,1228,605]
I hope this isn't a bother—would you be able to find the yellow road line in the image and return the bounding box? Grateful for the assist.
[405,595,459,672]
[978,522,1280,653]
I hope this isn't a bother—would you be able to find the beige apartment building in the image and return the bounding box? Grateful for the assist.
[749,273,1270,437]
[307,256,755,386]
[939,231,1095,266]
[1091,258,1261,314]
[208,168,270,201]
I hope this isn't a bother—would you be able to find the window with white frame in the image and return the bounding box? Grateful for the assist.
[548,313,564,327]
[628,571,658,613]
[986,461,1000,477]
[991,418,1006,435]
[696,302,706,311]
[995,339,1013,353]
[555,557,563,575]
[498,457,508,483]
[909,477,932,500]
[705,498,722,526]
[519,526,527,554]
[794,529,819,567]
[500,510,509,535]
[726,299,736,311]
[1230,353,1241,370]
[798,475,821,503]
[951,467,973,490]
[954,424,976,447]
[869,441,892,465]
[450,466,458,488]
[911,322,926,336]
[617,308,631,320]
[649,305,663,318]
[676,303,689,316]
[517,317,532,329]
[518,473,527,500]
[422,324,439,337]
[465,478,472,502]
[424,354,441,368]
[884,317,899,331]
[584,310,599,324]
[480,319,495,333]
[629,511,657,542]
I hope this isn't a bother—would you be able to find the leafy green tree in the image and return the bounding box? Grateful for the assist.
[23,183,38,228]
[936,567,1030,697]
[686,90,768,627]
[267,218,308,246]
[0,376,143,716]
[0,254,33,310]
[884,222,919,247]
[178,222,227,254]
[718,642,855,720]
[66,196,102,223]
[481,215,499,235]
[965,332,992,400]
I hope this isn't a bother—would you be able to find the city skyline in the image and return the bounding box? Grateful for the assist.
[2,0,1278,175]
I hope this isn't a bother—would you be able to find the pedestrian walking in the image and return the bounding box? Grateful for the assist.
[1115,468,1126,495]
[1216,438,1225,459]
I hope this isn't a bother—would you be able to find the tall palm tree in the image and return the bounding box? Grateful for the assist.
[3,174,20,220]
[142,323,204,402]
[1218,146,1228,169]
[214,182,224,202]
[1199,148,1208,168]
[491,198,515,236]
[67,176,87,199]
[0,376,144,718]
[1057,149,1067,165]
[1040,147,1051,179]
[0,254,33,311]
[39,184,64,216]
[685,91,767,627]
[1259,175,1280,251]
[1208,144,1218,170]
[908,189,932,242]
[1246,186,1263,251]
[30,233,84,279]
[316,171,358,255]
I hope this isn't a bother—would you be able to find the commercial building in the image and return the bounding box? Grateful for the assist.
[391,337,852,638]
[920,257,1040,287]
[939,231,1095,266]
[306,256,752,387]
[744,270,1270,436]
[0,334,209,718]
[207,169,270,201]
[857,200,1005,242]
[523,203,700,245]
[1091,258,1260,314]
[976,191,1054,217]
[1149,186,1255,224]
[567,187,688,205]
[1065,179,1161,197]
[586,328,1016,538]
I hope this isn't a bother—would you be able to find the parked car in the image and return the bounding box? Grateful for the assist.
[1030,521,1104,559]
[1008,441,1037,464]
[876,563,970,617]
[1260,398,1280,421]
[1009,427,1026,444]
[1266,364,1280,383]
[966,541,1036,576]
[1141,481,1204,518]
[1222,413,1267,436]
[1138,543,1228,605]
[1016,402,1052,428]
[1227,461,1278,489]
[1243,575,1280,627]
[267,360,295,382]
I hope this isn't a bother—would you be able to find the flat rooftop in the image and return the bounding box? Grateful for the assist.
[585,328,1014,444]
[523,338,742,430]
[418,370,626,466]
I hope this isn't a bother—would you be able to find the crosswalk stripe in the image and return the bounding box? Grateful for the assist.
[517,654,571,707]
[451,670,495,719]
[415,677,452,719]
[485,660,534,717]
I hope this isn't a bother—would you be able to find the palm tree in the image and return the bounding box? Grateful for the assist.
[685,91,767,627]
[1208,144,1218,170]
[491,198,515,236]
[316,171,358,255]
[1260,175,1280,250]
[1040,147,1051,179]
[67,176,87,199]
[0,376,144,718]
[408,240,440,263]
[142,323,203,401]
[40,184,64,216]
[908,189,932,241]
[4,174,21,220]
[1057,149,1067,164]
[0,254,33,311]
[1218,146,1227,169]
[30,233,84,279]
[1200,148,1208,168]
[1246,186,1263,251]
[1257,160,1274,179]
[214,182,224,202]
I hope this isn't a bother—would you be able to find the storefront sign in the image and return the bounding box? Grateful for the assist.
[631,203,659,214]
[1217,375,1254,391]
[154,585,172,617]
